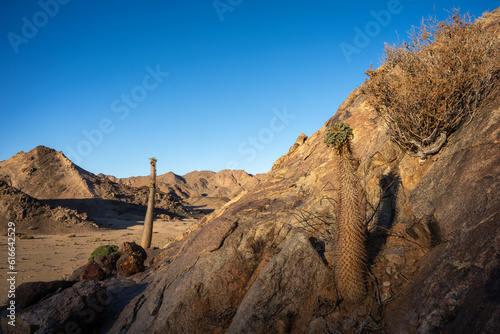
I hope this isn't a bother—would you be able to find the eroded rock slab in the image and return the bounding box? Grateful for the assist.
[227,233,335,334]
[2,281,106,334]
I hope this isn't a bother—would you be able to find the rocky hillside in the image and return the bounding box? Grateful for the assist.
[97,80,498,333]
[96,10,498,332]
[104,168,261,213]
[0,146,199,226]
[2,8,499,334]
[0,179,98,234]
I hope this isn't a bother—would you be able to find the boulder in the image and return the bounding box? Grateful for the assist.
[116,254,145,277]
[118,241,147,261]
[94,253,120,275]
[1,281,106,334]
[67,264,86,281]
[82,260,106,281]
[16,280,76,309]
[227,233,335,333]
[107,217,258,333]
[68,253,120,282]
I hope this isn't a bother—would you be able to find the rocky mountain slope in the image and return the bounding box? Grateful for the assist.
[0,146,198,228]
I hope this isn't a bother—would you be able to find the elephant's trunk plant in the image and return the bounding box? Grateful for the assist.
[324,123,367,303]
[141,157,157,249]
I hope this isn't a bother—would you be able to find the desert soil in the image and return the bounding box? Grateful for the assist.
[0,218,196,306]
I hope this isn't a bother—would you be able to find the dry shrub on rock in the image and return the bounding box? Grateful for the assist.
[364,9,500,162]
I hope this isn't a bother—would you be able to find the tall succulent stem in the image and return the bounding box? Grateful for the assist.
[141,157,157,249]
[325,123,367,303]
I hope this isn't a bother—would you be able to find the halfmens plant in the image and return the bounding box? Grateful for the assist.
[325,123,367,303]
[141,157,157,249]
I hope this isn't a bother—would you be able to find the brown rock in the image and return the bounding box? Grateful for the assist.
[118,241,147,261]
[0,179,97,234]
[82,261,106,281]
[116,254,145,277]
[384,251,405,266]
[227,233,335,333]
[94,253,120,275]
[1,281,106,334]
[387,100,500,334]
[308,318,329,334]
[16,280,76,309]
[68,264,86,281]
[295,132,308,145]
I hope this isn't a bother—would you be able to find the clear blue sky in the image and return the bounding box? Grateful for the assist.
[1,0,497,178]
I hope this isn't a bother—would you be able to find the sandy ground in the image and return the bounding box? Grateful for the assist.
[0,218,196,306]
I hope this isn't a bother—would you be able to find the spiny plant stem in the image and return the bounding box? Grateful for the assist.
[325,123,367,303]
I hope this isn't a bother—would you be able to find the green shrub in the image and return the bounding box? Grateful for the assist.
[364,9,500,162]
[324,122,354,150]
[88,245,118,262]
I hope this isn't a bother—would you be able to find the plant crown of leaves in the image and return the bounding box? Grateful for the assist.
[324,122,354,148]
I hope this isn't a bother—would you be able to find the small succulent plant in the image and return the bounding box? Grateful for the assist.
[324,122,354,150]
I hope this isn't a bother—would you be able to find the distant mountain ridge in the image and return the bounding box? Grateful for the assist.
[0,146,199,229]
[0,145,265,230]
[102,168,264,211]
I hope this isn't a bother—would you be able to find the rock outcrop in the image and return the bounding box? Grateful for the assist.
[16,280,76,309]
[1,281,106,334]
[0,179,98,234]
[102,82,499,333]
[227,233,334,334]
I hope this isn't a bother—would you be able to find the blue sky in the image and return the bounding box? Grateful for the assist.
[1,0,497,178]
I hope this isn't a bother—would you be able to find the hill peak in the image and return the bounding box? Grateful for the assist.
[0,145,93,199]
